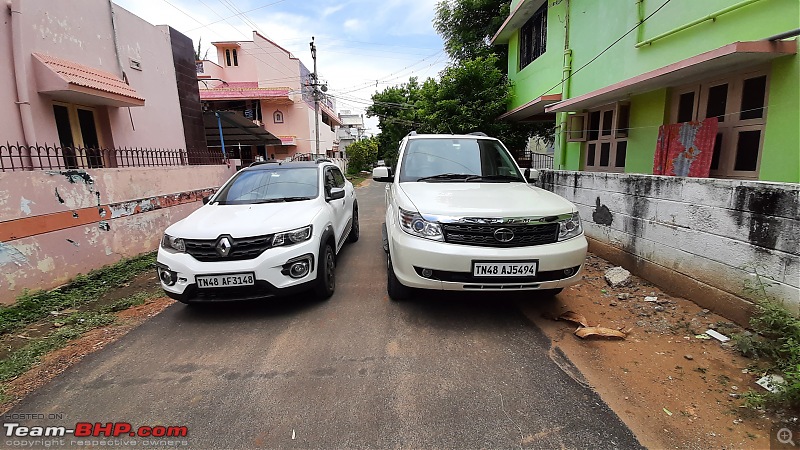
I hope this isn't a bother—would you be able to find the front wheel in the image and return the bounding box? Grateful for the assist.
[387,253,411,301]
[314,243,336,299]
[347,205,359,243]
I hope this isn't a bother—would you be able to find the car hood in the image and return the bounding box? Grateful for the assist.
[399,182,575,218]
[165,202,320,239]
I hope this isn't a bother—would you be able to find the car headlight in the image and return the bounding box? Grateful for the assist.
[273,225,313,247]
[558,212,583,241]
[399,208,443,241]
[161,234,185,252]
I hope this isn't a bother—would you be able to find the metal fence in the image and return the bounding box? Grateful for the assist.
[0,142,227,172]
[514,150,555,170]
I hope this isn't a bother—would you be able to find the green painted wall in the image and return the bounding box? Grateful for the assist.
[625,89,669,174]
[502,0,799,182]
[507,0,566,110]
[760,56,800,183]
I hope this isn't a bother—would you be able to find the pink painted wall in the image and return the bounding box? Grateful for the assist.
[0,0,187,150]
[0,164,236,303]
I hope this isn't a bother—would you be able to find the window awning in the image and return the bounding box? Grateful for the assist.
[498,94,561,121]
[491,0,547,44]
[204,111,282,146]
[546,40,797,113]
[32,53,145,107]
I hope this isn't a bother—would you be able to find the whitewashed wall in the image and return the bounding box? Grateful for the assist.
[540,170,799,317]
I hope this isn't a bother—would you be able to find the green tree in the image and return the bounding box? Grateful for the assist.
[367,79,423,165]
[434,0,510,68]
[345,137,379,174]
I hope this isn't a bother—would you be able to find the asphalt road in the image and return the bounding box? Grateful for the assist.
[5,180,641,449]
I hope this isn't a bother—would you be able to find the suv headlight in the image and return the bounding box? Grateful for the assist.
[558,212,583,241]
[273,225,313,247]
[161,234,185,252]
[399,208,443,241]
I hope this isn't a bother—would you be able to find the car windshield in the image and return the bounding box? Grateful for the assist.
[398,138,524,183]
[213,167,319,205]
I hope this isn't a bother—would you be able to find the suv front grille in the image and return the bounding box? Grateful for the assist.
[185,234,273,262]
[441,223,559,248]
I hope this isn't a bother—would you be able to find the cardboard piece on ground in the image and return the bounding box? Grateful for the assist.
[558,311,590,328]
[575,327,627,339]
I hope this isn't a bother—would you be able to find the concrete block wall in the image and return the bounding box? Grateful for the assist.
[540,170,800,318]
[0,165,236,303]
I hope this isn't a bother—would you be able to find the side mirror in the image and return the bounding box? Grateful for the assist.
[525,168,540,183]
[327,187,346,201]
[372,166,393,182]
[202,196,210,205]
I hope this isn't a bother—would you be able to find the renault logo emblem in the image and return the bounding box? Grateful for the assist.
[216,236,233,257]
[494,228,515,243]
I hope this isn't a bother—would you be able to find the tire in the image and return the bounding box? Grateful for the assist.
[347,204,359,243]
[387,252,411,301]
[314,242,336,299]
[538,288,563,298]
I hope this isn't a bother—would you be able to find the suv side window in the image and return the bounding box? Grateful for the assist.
[331,167,346,188]
[324,167,336,194]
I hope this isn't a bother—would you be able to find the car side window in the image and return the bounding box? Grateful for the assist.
[331,167,346,188]
[324,168,336,194]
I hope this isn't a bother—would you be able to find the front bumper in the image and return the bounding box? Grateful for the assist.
[156,238,319,303]
[389,227,588,291]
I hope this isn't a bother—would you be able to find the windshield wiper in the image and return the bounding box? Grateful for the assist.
[416,173,473,182]
[251,196,312,204]
[464,174,523,182]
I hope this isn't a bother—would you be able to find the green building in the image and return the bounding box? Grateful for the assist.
[493,0,799,183]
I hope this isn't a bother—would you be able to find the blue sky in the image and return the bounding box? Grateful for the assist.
[114,0,451,133]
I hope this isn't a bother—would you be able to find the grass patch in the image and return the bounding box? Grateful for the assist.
[734,271,800,411]
[0,311,116,384]
[346,173,368,187]
[101,292,152,313]
[0,252,155,336]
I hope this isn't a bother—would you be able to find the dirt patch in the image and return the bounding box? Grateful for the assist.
[0,288,174,415]
[519,254,777,449]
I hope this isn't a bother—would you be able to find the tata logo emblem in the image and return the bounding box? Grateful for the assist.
[494,228,515,243]
[216,236,233,257]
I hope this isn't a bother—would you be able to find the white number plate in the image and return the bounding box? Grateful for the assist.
[196,273,255,288]
[472,261,537,277]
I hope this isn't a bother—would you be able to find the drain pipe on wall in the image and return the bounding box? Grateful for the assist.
[8,0,36,169]
[557,0,572,169]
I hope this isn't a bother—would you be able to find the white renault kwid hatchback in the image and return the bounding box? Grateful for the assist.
[157,159,358,303]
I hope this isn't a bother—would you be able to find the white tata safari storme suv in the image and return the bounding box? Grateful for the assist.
[157,159,359,303]
[372,133,587,300]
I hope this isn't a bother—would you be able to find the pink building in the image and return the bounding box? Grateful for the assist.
[0,0,206,169]
[197,32,343,162]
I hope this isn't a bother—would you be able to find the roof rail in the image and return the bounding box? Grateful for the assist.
[249,160,280,167]
[315,158,332,164]
[408,130,417,136]
[468,131,488,137]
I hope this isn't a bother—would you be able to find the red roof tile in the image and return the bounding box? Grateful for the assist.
[33,53,144,103]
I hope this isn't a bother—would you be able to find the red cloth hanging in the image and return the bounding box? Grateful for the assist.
[653,117,718,177]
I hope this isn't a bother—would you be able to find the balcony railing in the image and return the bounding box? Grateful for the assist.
[0,142,227,172]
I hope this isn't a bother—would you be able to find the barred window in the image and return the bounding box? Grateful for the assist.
[520,3,547,70]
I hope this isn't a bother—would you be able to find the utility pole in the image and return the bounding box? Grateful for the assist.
[309,37,320,157]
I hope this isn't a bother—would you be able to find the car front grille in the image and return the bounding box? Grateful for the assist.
[441,223,559,248]
[184,234,273,262]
